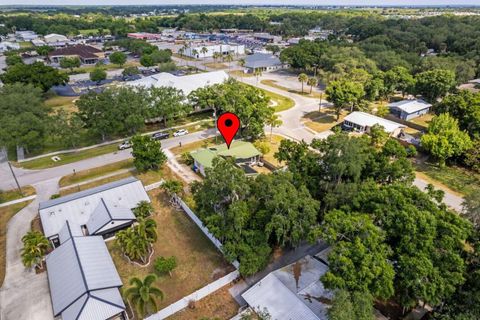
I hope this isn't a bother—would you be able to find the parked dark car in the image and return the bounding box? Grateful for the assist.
[152,132,170,140]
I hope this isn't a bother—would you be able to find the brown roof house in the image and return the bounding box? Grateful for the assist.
[49,45,105,65]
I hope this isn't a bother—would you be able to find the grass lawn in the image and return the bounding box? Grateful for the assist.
[59,161,183,196]
[0,201,33,287]
[204,62,228,70]
[18,143,119,170]
[261,88,295,112]
[108,190,234,318]
[259,134,285,168]
[19,41,33,48]
[228,70,254,78]
[0,186,36,204]
[168,283,239,319]
[170,137,217,156]
[414,160,480,196]
[59,159,134,187]
[172,53,198,61]
[44,95,78,114]
[261,79,323,99]
[409,113,434,128]
[302,108,348,133]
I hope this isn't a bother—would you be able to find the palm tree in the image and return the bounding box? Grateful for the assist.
[224,53,234,71]
[200,46,208,70]
[307,77,318,94]
[238,58,246,81]
[191,49,199,71]
[21,231,50,269]
[298,73,308,94]
[182,43,190,67]
[254,68,263,85]
[161,179,183,202]
[133,200,154,219]
[124,274,164,317]
[266,113,283,142]
[116,218,157,263]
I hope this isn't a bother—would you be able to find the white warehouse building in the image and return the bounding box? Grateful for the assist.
[183,43,245,58]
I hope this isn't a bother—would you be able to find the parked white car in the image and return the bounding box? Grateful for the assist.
[173,129,189,137]
[118,140,132,150]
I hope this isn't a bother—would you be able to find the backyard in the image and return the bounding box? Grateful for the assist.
[108,189,234,317]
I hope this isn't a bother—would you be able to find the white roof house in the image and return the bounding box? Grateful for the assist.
[343,112,405,135]
[46,230,125,320]
[0,41,20,52]
[44,33,69,43]
[126,70,229,95]
[389,99,432,120]
[242,255,333,320]
[39,177,149,240]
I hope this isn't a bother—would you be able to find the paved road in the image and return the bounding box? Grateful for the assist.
[413,178,463,212]
[0,179,59,320]
[0,129,215,191]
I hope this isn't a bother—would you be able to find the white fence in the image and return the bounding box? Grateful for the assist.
[146,269,240,320]
[175,195,240,269]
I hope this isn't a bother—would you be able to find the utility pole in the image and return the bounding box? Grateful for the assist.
[7,161,22,195]
[319,92,323,112]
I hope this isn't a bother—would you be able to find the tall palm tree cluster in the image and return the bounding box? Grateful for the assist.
[21,231,50,270]
[124,274,164,317]
[116,218,157,264]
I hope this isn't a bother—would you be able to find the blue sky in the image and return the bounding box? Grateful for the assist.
[3,1,480,6]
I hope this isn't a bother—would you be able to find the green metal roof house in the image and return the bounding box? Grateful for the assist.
[190,141,262,176]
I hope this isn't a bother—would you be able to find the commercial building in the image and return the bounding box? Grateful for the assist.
[244,53,284,72]
[252,33,282,43]
[44,33,69,44]
[389,99,432,120]
[46,222,126,320]
[39,177,149,246]
[126,70,229,96]
[183,43,245,58]
[127,32,162,41]
[48,45,105,64]
[190,141,262,176]
[343,111,405,137]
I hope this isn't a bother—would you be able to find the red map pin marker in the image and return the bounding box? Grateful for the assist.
[217,112,240,149]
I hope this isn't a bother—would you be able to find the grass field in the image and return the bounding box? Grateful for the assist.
[108,190,234,318]
[204,62,229,70]
[0,201,33,287]
[261,79,323,99]
[261,88,295,112]
[59,159,134,187]
[18,143,119,170]
[228,70,254,78]
[302,108,348,133]
[414,160,480,196]
[409,113,434,128]
[19,41,33,49]
[0,186,36,204]
[44,95,78,114]
[260,135,285,168]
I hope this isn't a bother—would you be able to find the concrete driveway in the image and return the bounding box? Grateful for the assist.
[0,179,59,320]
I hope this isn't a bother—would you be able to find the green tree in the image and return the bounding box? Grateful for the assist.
[328,290,374,320]
[161,179,183,200]
[116,218,157,263]
[325,78,365,120]
[109,51,127,66]
[421,113,472,166]
[49,110,84,148]
[369,124,389,146]
[59,57,81,71]
[436,90,480,138]
[131,134,167,172]
[132,200,154,219]
[265,44,281,55]
[124,274,164,317]
[0,83,48,153]
[320,209,395,299]
[0,61,68,92]
[89,67,107,84]
[154,256,177,277]
[265,113,282,142]
[140,54,154,67]
[36,45,54,56]
[5,55,23,66]
[298,73,308,93]
[415,69,456,102]
[122,66,140,77]
[147,86,188,127]
[383,66,415,98]
[21,231,50,270]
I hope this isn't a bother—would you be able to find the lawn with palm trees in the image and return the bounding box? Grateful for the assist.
[108,189,234,318]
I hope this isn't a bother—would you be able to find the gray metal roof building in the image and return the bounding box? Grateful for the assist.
[46,225,125,320]
[241,255,333,320]
[244,53,283,70]
[39,177,149,240]
[86,198,136,236]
